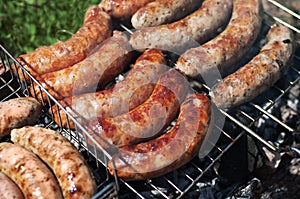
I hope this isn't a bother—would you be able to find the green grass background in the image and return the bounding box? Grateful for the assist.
[0,0,100,57]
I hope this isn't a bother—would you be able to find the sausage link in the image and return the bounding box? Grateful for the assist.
[11,126,96,199]
[0,97,41,137]
[15,6,112,81]
[0,172,24,199]
[210,24,294,109]
[0,142,63,199]
[98,0,155,19]
[87,68,189,148]
[176,0,263,79]
[108,93,211,180]
[52,49,167,129]
[129,0,233,53]
[132,0,202,29]
[30,31,132,101]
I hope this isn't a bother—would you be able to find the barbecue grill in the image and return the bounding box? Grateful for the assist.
[0,0,299,198]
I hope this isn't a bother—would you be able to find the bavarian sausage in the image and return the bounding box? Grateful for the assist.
[210,24,294,109]
[108,93,211,180]
[0,142,63,199]
[176,0,263,81]
[129,0,233,53]
[87,68,189,148]
[0,172,24,199]
[30,30,132,101]
[98,0,155,19]
[52,49,167,129]
[15,6,112,81]
[131,0,201,29]
[11,126,96,199]
[0,97,41,137]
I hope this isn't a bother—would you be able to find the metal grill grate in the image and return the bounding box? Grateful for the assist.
[0,0,299,198]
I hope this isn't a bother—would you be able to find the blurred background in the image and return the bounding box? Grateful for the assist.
[0,0,100,57]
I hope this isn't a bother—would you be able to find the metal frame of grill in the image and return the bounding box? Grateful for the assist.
[0,0,299,198]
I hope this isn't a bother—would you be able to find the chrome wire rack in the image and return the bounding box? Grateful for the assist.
[0,0,299,198]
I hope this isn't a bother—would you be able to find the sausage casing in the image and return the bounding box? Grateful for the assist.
[87,68,189,148]
[0,172,24,199]
[11,126,97,199]
[16,6,112,81]
[108,93,211,180]
[210,24,294,109]
[0,97,41,137]
[129,0,233,53]
[99,0,155,19]
[52,49,167,129]
[176,0,263,80]
[131,0,201,29]
[30,30,132,101]
[0,142,63,199]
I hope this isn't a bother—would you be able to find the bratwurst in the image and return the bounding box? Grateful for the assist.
[176,0,263,81]
[131,0,202,29]
[30,31,132,101]
[11,126,97,199]
[108,93,211,180]
[130,0,233,53]
[0,142,63,199]
[87,68,189,148]
[52,49,167,129]
[15,6,112,81]
[210,24,294,109]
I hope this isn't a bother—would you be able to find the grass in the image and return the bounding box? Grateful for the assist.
[0,0,100,57]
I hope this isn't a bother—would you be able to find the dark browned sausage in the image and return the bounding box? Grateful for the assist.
[30,31,132,101]
[15,6,112,81]
[108,93,211,180]
[87,68,189,149]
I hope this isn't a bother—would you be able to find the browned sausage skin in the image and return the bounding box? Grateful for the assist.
[0,142,63,199]
[0,97,41,137]
[108,93,211,180]
[15,6,112,81]
[129,0,233,53]
[51,49,167,129]
[30,31,132,101]
[131,0,202,29]
[176,0,263,81]
[11,126,97,199]
[210,24,294,109]
[0,172,24,199]
[87,68,189,149]
[99,0,155,19]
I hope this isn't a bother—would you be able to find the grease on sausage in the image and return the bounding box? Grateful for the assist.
[108,93,211,180]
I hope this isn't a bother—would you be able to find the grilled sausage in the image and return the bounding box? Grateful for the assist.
[0,142,63,199]
[98,0,155,19]
[52,49,167,129]
[0,172,24,199]
[11,126,96,199]
[131,0,201,29]
[0,97,41,137]
[15,6,112,82]
[129,0,233,53]
[175,0,263,81]
[210,24,294,109]
[87,68,189,149]
[30,31,132,101]
[108,93,211,180]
